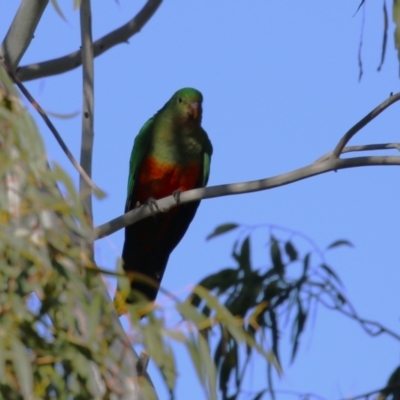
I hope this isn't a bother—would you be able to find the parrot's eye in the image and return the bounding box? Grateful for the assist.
[178,97,183,103]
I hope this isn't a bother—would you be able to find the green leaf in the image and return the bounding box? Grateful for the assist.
[320,263,343,286]
[386,365,400,385]
[269,309,280,366]
[11,336,33,400]
[284,241,298,262]
[326,239,353,250]
[302,253,310,276]
[198,334,217,400]
[206,223,239,240]
[253,389,268,400]
[0,338,5,384]
[197,268,239,292]
[50,0,67,21]
[291,301,307,363]
[88,291,102,339]
[176,302,209,326]
[218,343,237,395]
[234,236,251,271]
[394,0,400,63]
[193,286,281,374]
[45,110,80,119]
[142,319,177,391]
[270,236,284,276]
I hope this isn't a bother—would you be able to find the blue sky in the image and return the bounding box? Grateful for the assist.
[2,1,400,399]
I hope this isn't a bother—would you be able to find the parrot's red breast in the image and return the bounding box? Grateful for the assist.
[135,155,202,203]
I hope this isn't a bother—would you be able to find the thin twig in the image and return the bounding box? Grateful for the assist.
[332,92,400,158]
[315,143,400,163]
[0,0,49,71]
[94,155,400,239]
[340,383,400,400]
[79,0,95,222]
[318,295,400,341]
[16,0,163,81]
[4,63,103,194]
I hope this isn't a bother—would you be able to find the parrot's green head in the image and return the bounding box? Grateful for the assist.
[167,87,203,124]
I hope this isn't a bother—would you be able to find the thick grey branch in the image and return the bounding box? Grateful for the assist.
[16,0,163,81]
[332,92,400,157]
[79,0,95,222]
[94,155,400,240]
[0,0,49,71]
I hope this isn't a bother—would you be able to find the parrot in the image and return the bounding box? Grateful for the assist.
[115,87,213,313]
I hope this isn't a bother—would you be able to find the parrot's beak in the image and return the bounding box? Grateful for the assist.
[189,102,200,119]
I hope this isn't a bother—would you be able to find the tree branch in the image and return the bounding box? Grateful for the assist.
[316,143,400,162]
[16,0,163,81]
[94,154,400,240]
[0,0,49,71]
[332,92,400,157]
[319,294,400,342]
[79,0,95,222]
[340,383,400,400]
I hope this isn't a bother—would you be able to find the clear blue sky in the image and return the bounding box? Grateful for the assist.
[2,1,400,399]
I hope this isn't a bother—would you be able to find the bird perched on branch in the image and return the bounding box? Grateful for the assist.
[115,88,213,314]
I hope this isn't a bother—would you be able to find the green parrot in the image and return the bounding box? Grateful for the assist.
[115,88,213,314]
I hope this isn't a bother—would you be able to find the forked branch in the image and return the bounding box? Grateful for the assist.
[332,92,400,157]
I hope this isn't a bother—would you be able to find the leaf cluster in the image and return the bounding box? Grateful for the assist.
[188,223,351,400]
[0,68,125,399]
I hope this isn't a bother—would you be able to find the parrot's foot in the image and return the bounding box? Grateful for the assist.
[146,196,160,217]
[172,189,182,205]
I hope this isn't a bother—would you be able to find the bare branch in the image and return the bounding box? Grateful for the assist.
[240,389,327,400]
[79,0,95,222]
[16,0,163,81]
[340,383,400,400]
[4,64,104,196]
[332,92,400,158]
[317,290,400,341]
[315,143,400,162]
[94,155,400,240]
[0,0,49,71]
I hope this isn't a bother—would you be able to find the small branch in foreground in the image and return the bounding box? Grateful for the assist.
[316,287,400,342]
[340,383,400,400]
[16,0,163,81]
[94,154,400,239]
[79,0,95,223]
[0,0,49,71]
[321,296,400,342]
[332,92,400,158]
[4,64,103,195]
[316,143,400,162]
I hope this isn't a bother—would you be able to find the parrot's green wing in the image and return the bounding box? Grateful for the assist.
[125,117,154,212]
[201,127,213,186]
